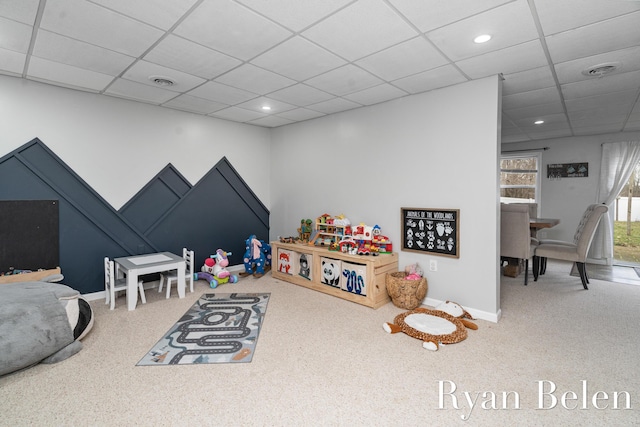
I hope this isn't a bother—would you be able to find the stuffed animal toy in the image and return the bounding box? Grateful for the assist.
[383,301,477,351]
[240,235,266,278]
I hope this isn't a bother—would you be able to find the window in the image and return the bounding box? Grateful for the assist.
[500,153,541,207]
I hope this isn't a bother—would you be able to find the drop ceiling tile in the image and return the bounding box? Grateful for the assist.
[502,87,561,110]
[251,36,346,81]
[0,0,39,24]
[162,94,228,115]
[388,0,513,32]
[268,84,335,106]
[122,60,205,93]
[32,30,135,76]
[248,115,294,127]
[89,0,199,30]
[525,128,573,139]
[105,78,178,104]
[573,123,625,135]
[513,113,568,129]
[40,0,163,57]
[306,97,362,114]
[0,48,25,75]
[188,81,258,105]
[503,102,565,120]
[0,16,32,52]
[355,36,449,81]
[560,69,640,100]
[343,83,408,106]
[236,96,296,114]
[554,46,640,85]
[456,40,548,79]
[534,0,640,36]
[302,0,418,61]
[565,91,638,114]
[545,12,640,63]
[568,104,631,123]
[174,0,292,61]
[143,35,242,80]
[215,63,295,95]
[502,134,530,143]
[305,64,383,96]
[392,64,467,94]
[27,56,114,92]
[426,0,538,61]
[236,0,352,32]
[210,106,267,122]
[501,66,556,96]
[276,108,326,121]
[624,119,640,131]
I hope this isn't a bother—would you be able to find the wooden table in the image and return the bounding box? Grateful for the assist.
[530,217,560,237]
[114,252,185,311]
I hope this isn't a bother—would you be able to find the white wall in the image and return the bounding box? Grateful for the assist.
[502,131,640,242]
[0,76,271,210]
[271,77,502,319]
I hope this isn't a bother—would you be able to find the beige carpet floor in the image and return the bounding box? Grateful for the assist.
[1,260,639,426]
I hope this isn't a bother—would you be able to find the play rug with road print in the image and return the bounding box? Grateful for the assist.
[137,293,270,366]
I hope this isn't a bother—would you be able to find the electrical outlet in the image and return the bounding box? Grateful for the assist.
[429,259,437,271]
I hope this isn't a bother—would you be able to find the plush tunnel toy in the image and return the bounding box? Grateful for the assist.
[0,281,94,376]
[383,301,477,351]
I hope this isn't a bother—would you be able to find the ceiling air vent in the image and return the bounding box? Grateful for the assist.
[148,76,175,87]
[581,62,620,77]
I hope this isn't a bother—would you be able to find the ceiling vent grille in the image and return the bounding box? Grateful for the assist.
[581,62,620,77]
[149,76,175,86]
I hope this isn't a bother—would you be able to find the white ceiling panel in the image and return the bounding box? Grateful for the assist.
[426,0,539,61]
[27,56,113,92]
[105,78,178,104]
[392,64,468,94]
[388,0,513,33]
[305,64,383,96]
[533,0,640,36]
[236,96,297,114]
[32,30,135,76]
[89,0,199,30]
[162,94,228,115]
[40,0,163,57]
[250,37,347,81]
[302,0,418,61]
[174,0,292,61]
[122,60,206,93]
[545,12,640,63]
[501,66,556,95]
[215,63,295,95]
[343,83,408,106]
[456,40,548,79]
[1,0,638,135]
[355,36,449,81]
[143,35,242,80]
[236,0,352,32]
[268,84,335,106]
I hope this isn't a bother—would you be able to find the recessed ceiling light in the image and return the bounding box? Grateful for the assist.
[148,75,175,87]
[473,34,491,44]
[534,120,544,125]
[261,106,271,111]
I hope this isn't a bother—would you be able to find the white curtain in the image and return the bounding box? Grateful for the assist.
[591,141,640,263]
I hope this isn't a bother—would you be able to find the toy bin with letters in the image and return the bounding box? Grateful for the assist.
[270,241,398,309]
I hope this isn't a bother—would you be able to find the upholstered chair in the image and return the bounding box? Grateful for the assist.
[500,203,537,285]
[533,204,608,289]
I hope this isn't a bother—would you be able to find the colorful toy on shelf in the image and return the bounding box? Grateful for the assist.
[309,213,351,246]
[194,249,238,288]
[298,219,313,242]
[240,235,267,278]
[371,225,393,253]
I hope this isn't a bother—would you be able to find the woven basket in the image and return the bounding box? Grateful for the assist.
[385,272,428,309]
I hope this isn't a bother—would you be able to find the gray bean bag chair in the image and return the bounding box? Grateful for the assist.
[0,281,94,376]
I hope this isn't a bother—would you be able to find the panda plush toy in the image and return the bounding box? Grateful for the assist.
[321,260,340,287]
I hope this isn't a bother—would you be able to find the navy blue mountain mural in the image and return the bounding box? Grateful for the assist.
[0,138,269,294]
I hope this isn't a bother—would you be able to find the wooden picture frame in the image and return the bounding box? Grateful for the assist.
[401,207,459,258]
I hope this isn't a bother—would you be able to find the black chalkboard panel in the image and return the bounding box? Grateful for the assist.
[401,207,459,258]
[0,200,59,272]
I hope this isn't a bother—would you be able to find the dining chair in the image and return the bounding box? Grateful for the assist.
[104,257,146,310]
[500,203,537,285]
[532,204,608,289]
[158,247,194,298]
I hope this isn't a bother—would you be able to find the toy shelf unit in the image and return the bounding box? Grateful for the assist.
[309,213,351,246]
[270,241,398,309]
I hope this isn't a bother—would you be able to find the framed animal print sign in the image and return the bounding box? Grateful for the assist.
[401,207,459,258]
